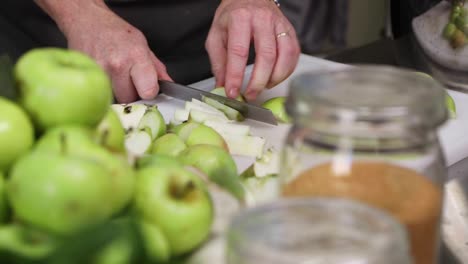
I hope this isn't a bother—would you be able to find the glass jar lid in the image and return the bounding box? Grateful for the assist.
[286,66,448,136]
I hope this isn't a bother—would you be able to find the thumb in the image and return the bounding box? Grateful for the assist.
[130,61,159,100]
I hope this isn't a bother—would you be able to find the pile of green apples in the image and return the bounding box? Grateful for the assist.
[0,47,284,263]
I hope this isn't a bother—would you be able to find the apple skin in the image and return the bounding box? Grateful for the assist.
[134,165,213,256]
[139,219,171,262]
[0,223,58,259]
[150,133,187,157]
[95,108,126,153]
[179,144,244,201]
[262,97,291,123]
[7,153,113,235]
[34,125,135,215]
[0,97,34,171]
[14,48,112,131]
[211,87,245,102]
[0,172,8,223]
[136,154,183,170]
[186,124,228,151]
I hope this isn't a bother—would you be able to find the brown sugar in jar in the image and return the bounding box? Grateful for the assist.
[283,162,442,264]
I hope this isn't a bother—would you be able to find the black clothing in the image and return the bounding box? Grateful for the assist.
[0,0,219,84]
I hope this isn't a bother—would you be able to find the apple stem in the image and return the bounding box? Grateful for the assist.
[100,129,109,146]
[172,181,196,200]
[60,132,67,155]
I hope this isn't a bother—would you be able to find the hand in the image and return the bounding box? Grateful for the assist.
[206,0,300,101]
[38,1,172,103]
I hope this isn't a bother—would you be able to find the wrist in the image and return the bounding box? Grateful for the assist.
[34,0,108,37]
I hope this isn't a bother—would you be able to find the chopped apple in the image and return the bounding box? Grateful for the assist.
[223,134,266,158]
[172,122,200,141]
[202,97,244,121]
[189,109,230,123]
[242,175,279,207]
[253,147,280,178]
[184,101,226,118]
[191,98,222,113]
[137,105,166,140]
[174,109,190,123]
[203,120,250,136]
[124,128,152,157]
[111,103,148,132]
[210,87,245,102]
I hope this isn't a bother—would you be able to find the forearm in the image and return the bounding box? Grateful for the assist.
[33,0,108,36]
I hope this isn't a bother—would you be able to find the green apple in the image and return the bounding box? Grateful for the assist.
[210,87,245,102]
[0,172,7,223]
[186,124,228,150]
[138,220,170,262]
[14,48,112,131]
[7,152,113,235]
[34,125,135,215]
[96,108,126,153]
[137,105,166,140]
[134,165,213,256]
[262,96,290,123]
[150,133,187,157]
[179,144,244,201]
[136,154,183,170]
[93,234,134,264]
[111,104,148,132]
[0,223,58,259]
[172,122,200,141]
[202,97,244,121]
[446,92,457,119]
[0,97,34,171]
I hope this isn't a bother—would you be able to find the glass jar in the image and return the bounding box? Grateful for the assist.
[280,66,449,264]
[226,198,412,264]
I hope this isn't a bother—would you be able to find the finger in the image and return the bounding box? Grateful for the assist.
[108,65,139,104]
[268,23,301,88]
[244,12,277,101]
[130,61,159,100]
[205,28,227,87]
[224,10,252,99]
[150,52,173,81]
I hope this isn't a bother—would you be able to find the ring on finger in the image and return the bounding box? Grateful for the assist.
[276,31,289,39]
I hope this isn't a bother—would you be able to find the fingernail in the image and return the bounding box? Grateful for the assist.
[245,90,257,101]
[228,88,238,98]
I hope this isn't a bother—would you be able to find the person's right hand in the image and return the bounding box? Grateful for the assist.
[42,1,172,103]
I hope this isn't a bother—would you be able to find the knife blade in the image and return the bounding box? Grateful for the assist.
[158,80,278,125]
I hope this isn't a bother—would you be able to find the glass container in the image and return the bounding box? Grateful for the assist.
[280,66,449,264]
[226,198,412,264]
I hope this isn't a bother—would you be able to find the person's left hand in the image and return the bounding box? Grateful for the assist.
[206,0,300,101]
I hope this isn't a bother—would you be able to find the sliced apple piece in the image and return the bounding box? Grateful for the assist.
[253,147,280,178]
[191,98,222,113]
[124,128,152,157]
[137,105,166,140]
[184,101,226,117]
[210,87,245,102]
[202,97,244,121]
[174,109,190,123]
[172,122,200,141]
[242,175,279,207]
[223,134,266,158]
[203,120,250,136]
[111,103,148,131]
[189,109,230,123]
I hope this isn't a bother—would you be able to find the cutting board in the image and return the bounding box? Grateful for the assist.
[137,54,468,263]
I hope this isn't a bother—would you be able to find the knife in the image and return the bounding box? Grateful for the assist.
[158,80,278,125]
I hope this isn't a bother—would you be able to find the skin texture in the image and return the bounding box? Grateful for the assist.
[33,0,300,103]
